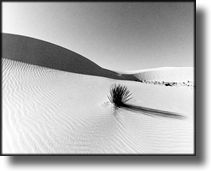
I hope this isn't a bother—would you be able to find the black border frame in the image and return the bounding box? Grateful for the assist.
[1,0,196,156]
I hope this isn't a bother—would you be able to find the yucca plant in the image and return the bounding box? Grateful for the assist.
[108,84,132,108]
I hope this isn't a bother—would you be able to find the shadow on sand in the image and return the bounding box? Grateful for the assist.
[120,104,185,119]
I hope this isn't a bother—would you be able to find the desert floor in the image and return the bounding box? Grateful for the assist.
[2,59,194,154]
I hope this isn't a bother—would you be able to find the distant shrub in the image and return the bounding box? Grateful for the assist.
[108,84,132,108]
[164,83,172,86]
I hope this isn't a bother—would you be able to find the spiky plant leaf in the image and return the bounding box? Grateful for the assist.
[108,84,132,108]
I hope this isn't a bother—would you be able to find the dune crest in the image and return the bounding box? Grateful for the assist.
[2,33,137,81]
[3,33,193,84]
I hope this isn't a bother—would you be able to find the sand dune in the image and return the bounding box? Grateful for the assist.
[3,33,193,84]
[122,67,194,83]
[2,33,137,81]
[3,59,194,154]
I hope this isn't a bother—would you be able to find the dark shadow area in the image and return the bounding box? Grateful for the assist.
[8,154,201,166]
[121,104,185,119]
[195,9,206,163]
[7,10,205,165]
[2,33,138,82]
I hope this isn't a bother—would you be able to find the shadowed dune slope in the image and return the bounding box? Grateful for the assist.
[2,33,137,81]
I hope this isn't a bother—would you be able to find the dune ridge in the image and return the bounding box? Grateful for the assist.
[3,33,194,84]
[2,33,139,81]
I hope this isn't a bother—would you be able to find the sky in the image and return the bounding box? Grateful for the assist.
[2,2,194,71]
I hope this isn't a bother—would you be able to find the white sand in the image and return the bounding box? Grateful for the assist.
[123,67,193,82]
[2,59,194,154]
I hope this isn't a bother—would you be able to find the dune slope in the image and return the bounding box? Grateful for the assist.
[3,59,194,154]
[2,33,137,81]
[3,33,193,84]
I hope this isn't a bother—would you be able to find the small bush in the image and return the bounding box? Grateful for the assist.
[108,84,132,108]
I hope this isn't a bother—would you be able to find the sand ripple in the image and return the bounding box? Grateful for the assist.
[2,59,194,154]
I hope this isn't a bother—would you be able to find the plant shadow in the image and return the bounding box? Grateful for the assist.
[120,104,185,119]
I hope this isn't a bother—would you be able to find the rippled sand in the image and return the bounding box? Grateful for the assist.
[2,59,194,154]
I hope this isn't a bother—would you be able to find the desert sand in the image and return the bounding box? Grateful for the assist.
[2,58,193,154]
[123,67,193,82]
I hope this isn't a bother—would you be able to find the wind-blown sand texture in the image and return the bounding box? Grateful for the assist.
[3,58,194,154]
